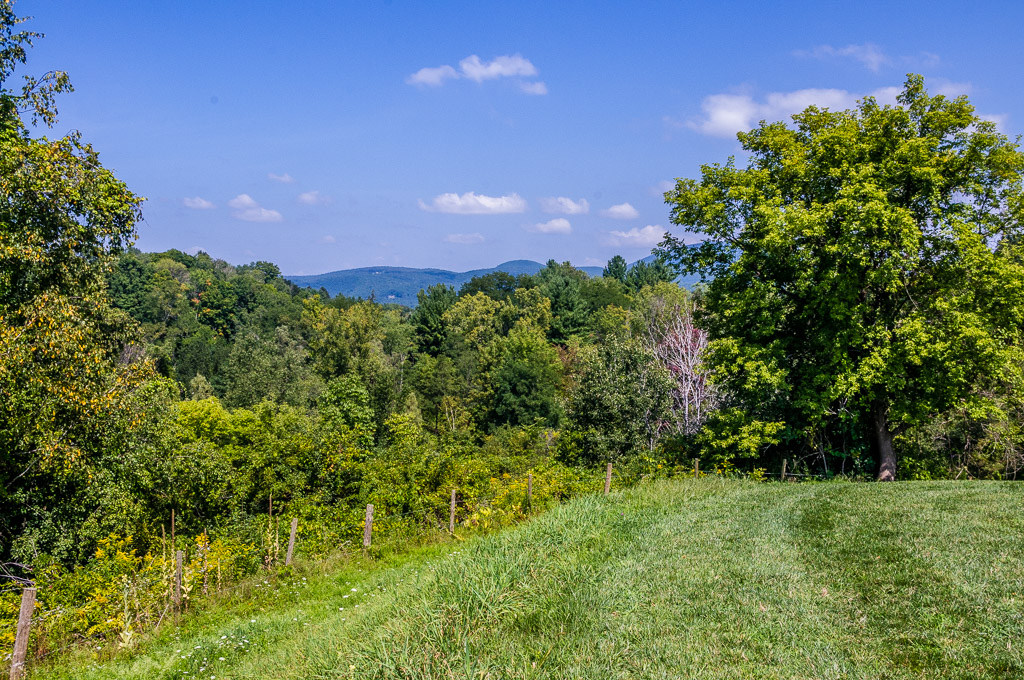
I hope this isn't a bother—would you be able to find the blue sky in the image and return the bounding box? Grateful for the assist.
[16,0,1024,275]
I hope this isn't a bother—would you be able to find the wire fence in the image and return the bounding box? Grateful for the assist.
[4,464,815,676]
[3,471,566,676]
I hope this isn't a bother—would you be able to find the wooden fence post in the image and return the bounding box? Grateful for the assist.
[449,490,457,534]
[362,504,374,549]
[527,473,533,508]
[694,459,699,478]
[605,462,613,495]
[9,587,35,680]
[285,517,298,566]
[781,459,787,482]
[174,550,183,610]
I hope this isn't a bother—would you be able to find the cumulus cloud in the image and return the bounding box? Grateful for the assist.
[601,202,639,219]
[459,54,537,82]
[540,197,589,215]
[228,194,259,209]
[794,43,889,72]
[606,225,666,247]
[228,194,283,222]
[445,233,485,244]
[183,196,215,209]
[419,191,527,215]
[298,190,330,205]
[529,218,572,234]
[406,64,459,87]
[268,173,294,183]
[683,85,913,138]
[406,54,546,94]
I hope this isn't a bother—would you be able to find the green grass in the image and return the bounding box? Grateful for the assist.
[40,479,1024,679]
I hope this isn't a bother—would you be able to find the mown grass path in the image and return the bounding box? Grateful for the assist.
[46,479,1024,679]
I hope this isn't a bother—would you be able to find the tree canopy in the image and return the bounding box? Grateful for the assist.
[1,1,148,558]
[659,74,1024,480]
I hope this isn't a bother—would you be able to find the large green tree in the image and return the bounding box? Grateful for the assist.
[0,2,148,559]
[659,75,1024,480]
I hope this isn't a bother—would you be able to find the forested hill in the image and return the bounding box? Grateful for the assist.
[285,259,604,303]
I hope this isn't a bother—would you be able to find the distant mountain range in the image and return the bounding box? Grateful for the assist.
[285,257,698,305]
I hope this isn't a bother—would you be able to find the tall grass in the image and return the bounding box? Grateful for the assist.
[41,478,1024,679]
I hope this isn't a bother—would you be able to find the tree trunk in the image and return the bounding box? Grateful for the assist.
[873,400,897,482]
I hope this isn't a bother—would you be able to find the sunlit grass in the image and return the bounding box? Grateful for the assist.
[42,478,1024,679]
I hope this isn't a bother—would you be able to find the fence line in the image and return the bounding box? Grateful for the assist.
[9,461,818,674]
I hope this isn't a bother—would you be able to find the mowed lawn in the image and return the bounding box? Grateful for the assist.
[45,479,1024,679]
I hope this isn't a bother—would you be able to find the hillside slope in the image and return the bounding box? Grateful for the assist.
[47,479,1024,679]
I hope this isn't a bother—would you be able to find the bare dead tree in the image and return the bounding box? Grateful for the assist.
[642,294,718,436]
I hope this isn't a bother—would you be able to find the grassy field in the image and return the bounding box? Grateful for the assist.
[40,478,1024,679]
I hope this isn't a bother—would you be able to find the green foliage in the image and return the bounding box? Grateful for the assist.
[458,271,534,301]
[222,325,322,408]
[0,2,152,565]
[410,283,457,355]
[486,325,562,430]
[564,337,673,464]
[624,254,678,292]
[602,254,628,282]
[318,375,376,446]
[659,74,1024,479]
[535,260,589,343]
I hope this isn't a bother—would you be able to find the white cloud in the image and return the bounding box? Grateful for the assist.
[407,54,546,94]
[519,81,548,95]
[540,196,589,215]
[459,54,537,82]
[582,257,604,267]
[419,191,527,214]
[601,202,639,219]
[183,196,214,209]
[685,86,909,138]
[228,194,258,209]
[683,76,982,140]
[319,235,336,244]
[298,190,330,205]
[406,64,459,87]
[606,225,666,247]
[445,233,485,244]
[529,218,572,234]
[228,194,283,222]
[228,194,259,209]
[794,43,889,72]
[268,173,294,183]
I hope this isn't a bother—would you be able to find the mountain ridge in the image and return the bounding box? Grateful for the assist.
[286,259,606,303]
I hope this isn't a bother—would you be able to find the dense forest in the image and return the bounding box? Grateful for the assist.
[5,243,693,567]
